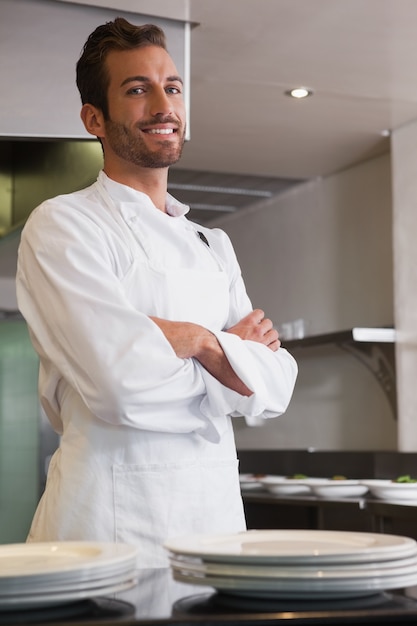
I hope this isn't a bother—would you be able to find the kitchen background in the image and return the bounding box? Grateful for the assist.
[1,0,417,543]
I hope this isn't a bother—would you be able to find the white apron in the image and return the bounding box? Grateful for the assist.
[27,179,246,567]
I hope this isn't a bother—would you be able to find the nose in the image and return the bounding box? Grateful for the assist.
[149,87,173,117]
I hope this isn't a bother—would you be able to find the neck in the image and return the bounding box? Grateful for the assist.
[103,162,169,212]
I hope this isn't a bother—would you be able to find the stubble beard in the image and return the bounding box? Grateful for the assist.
[104,118,186,169]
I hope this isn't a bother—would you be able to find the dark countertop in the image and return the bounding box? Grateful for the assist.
[241,489,417,533]
[4,567,417,626]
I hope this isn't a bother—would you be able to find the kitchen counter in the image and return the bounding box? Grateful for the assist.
[4,567,417,626]
[242,490,417,536]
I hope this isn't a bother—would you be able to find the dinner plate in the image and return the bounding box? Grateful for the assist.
[0,567,138,597]
[0,577,137,611]
[169,553,417,580]
[0,556,138,590]
[261,483,310,496]
[361,479,417,501]
[240,483,264,491]
[172,568,417,599]
[0,542,138,580]
[165,529,417,565]
[239,474,267,491]
[258,476,324,496]
[0,560,139,594]
[239,473,270,483]
[258,475,325,484]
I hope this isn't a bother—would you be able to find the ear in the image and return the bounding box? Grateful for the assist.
[80,103,105,139]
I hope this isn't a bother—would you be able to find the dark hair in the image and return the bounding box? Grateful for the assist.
[76,17,167,119]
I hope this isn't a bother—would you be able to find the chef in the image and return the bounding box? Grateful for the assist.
[16,17,298,568]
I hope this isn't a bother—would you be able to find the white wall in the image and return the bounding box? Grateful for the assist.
[209,153,397,451]
[392,119,417,451]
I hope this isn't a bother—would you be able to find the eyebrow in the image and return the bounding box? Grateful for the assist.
[120,75,184,87]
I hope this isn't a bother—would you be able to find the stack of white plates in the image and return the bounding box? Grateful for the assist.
[165,529,417,600]
[0,541,138,611]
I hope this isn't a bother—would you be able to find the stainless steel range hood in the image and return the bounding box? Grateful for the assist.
[0,138,106,313]
[0,0,190,140]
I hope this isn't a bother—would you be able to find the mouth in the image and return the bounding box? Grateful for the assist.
[142,127,177,135]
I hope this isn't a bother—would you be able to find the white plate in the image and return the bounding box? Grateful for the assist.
[259,475,324,485]
[262,483,310,495]
[258,476,323,496]
[170,553,417,580]
[0,567,138,597]
[0,577,137,611]
[361,479,417,501]
[172,568,417,600]
[239,474,267,491]
[0,559,138,594]
[307,480,369,498]
[239,473,270,483]
[165,529,417,565]
[240,483,264,492]
[0,542,137,579]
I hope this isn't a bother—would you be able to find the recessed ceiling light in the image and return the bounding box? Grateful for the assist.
[285,87,313,99]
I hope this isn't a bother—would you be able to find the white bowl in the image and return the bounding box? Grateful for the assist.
[361,479,417,501]
[307,480,369,498]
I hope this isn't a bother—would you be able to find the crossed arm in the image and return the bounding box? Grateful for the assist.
[150,309,280,397]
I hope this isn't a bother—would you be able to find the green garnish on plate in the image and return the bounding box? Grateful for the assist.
[393,474,417,483]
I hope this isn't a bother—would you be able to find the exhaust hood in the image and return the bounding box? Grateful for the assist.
[0,0,190,140]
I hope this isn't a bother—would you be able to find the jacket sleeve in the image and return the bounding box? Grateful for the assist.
[196,227,298,426]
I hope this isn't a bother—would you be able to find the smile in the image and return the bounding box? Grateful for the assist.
[144,128,175,135]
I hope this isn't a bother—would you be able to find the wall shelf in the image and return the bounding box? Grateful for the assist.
[283,327,397,418]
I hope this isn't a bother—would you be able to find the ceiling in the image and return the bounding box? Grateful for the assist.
[11,0,417,225]
[167,168,302,224]
[160,0,417,223]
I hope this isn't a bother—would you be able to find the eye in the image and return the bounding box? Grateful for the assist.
[127,86,145,95]
[166,86,182,95]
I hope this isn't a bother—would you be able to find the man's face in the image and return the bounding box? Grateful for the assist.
[102,45,186,168]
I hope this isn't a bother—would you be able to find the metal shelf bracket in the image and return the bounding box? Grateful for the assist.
[283,327,397,419]
[338,340,396,419]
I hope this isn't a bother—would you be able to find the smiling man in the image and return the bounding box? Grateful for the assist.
[16,18,298,567]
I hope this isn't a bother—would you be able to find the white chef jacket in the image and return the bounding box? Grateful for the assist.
[16,170,298,567]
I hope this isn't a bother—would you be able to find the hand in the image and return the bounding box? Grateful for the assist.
[226,309,280,351]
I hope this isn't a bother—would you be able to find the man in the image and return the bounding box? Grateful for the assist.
[16,18,297,567]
